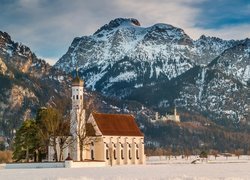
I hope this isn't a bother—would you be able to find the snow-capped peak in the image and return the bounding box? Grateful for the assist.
[54,18,244,94]
[94,18,141,35]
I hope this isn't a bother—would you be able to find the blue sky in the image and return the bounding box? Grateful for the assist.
[0,0,249,64]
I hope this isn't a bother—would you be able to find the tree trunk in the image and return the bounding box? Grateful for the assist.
[53,138,58,162]
[26,146,29,162]
[80,141,83,161]
[34,150,37,162]
[38,150,42,162]
[59,147,63,161]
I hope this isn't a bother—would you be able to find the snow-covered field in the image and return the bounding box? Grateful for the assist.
[1,156,250,180]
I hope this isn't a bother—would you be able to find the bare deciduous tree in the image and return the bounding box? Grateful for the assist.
[234,149,244,159]
[210,150,219,160]
[37,108,72,162]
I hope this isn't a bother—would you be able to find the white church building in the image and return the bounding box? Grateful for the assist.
[48,75,145,165]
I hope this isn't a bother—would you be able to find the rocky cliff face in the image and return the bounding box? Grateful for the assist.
[0,31,72,138]
[54,18,249,126]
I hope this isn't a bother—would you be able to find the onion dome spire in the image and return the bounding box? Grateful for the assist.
[72,66,84,86]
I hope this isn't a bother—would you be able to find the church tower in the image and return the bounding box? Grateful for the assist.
[71,75,84,111]
[70,72,85,161]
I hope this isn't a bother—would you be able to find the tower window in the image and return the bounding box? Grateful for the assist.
[76,95,78,99]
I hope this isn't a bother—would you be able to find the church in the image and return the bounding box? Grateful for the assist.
[48,75,145,165]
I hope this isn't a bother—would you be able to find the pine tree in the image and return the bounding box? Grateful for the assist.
[13,119,40,162]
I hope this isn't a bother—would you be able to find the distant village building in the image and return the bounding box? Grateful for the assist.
[48,75,145,165]
[151,107,180,123]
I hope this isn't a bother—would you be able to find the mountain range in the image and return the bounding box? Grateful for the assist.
[55,18,249,126]
[0,18,249,151]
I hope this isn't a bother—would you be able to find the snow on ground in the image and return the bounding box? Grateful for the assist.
[1,156,250,180]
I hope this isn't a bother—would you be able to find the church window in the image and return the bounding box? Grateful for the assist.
[76,95,78,99]
[91,149,94,160]
[114,149,116,160]
[136,149,139,160]
[106,149,109,160]
[129,149,132,160]
[121,149,124,159]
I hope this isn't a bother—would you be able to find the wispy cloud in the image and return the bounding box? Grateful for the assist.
[0,0,249,64]
[191,0,250,28]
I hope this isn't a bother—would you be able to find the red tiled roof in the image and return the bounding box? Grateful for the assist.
[92,112,143,136]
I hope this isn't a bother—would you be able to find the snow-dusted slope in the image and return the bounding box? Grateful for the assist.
[177,67,248,124]
[55,18,237,94]
[208,38,250,85]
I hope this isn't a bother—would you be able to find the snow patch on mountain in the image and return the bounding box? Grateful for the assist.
[110,71,137,83]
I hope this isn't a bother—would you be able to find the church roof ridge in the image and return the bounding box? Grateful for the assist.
[92,111,134,117]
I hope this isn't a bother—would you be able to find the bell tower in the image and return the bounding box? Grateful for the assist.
[71,74,84,110]
[70,70,85,161]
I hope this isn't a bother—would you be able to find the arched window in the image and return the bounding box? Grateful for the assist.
[76,95,78,99]
[106,149,109,160]
[129,149,132,160]
[114,149,116,160]
[91,149,94,160]
[121,149,124,160]
[136,149,139,159]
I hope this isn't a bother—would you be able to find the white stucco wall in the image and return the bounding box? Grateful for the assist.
[91,135,145,166]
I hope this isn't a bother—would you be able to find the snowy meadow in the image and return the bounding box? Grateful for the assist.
[1,156,250,180]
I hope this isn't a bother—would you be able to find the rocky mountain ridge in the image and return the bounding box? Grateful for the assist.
[0,31,72,138]
[55,18,249,126]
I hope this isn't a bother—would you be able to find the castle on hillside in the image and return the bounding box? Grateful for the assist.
[48,75,145,165]
[151,107,180,123]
